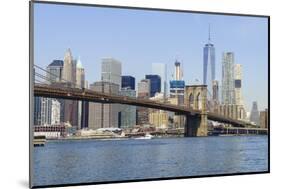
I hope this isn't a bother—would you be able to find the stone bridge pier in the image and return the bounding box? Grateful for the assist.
[184,85,208,137]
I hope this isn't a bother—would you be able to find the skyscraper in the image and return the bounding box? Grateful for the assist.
[212,80,219,103]
[47,60,64,83]
[34,97,61,126]
[76,57,85,88]
[40,98,52,126]
[149,110,168,128]
[234,64,246,120]
[203,26,216,94]
[61,48,78,127]
[101,58,122,88]
[260,109,268,129]
[174,60,183,80]
[119,87,136,128]
[121,75,135,90]
[149,93,169,128]
[137,79,150,98]
[137,79,150,125]
[170,60,185,105]
[152,63,167,98]
[145,75,161,97]
[221,52,235,105]
[234,64,243,105]
[46,59,65,124]
[62,48,76,84]
[250,101,260,125]
[76,57,86,129]
[212,80,219,112]
[34,97,42,126]
[51,99,61,125]
[88,81,119,129]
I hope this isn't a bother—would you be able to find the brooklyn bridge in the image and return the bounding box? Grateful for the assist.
[33,83,255,137]
[33,62,264,137]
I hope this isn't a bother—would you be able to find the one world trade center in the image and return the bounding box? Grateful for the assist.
[203,26,216,96]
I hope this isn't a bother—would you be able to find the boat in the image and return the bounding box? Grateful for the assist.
[134,133,153,140]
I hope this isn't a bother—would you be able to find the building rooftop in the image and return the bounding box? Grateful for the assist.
[48,60,64,67]
[76,57,83,69]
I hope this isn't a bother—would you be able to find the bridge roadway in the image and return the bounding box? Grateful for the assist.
[33,84,249,127]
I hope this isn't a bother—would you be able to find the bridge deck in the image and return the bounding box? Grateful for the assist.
[33,84,250,127]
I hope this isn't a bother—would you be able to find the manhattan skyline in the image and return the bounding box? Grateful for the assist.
[34,3,268,111]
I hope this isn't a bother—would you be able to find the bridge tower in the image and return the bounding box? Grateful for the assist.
[184,85,208,136]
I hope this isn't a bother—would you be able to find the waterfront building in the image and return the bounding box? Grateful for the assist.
[81,101,89,129]
[212,80,219,102]
[149,93,168,128]
[51,99,60,125]
[221,52,235,105]
[121,75,135,90]
[62,99,78,127]
[34,97,61,126]
[152,63,167,98]
[119,87,136,128]
[62,89,78,128]
[47,81,78,127]
[82,79,89,129]
[168,97,185,128]
[233,64,246,120]
[61,49,78,127]
[203,26,216,95]
[87,58,122,129]
[145,74,161,97]
[88,81,119,129]
[250,101,260,125]
[170,60,185,106]
[260,109,268,129]
[137,79,151,125]
[46,60,64,83]
[46,60,65,123]
[76,57,86,129]
[40,98,52,126]
[34,97,42,125]
[101,58,122,88]
[34,124,66,139]
[211,80,219,112]
[234,64,243,105]
[149,110,168,128]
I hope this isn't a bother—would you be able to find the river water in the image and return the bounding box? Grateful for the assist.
[32,136,268,186]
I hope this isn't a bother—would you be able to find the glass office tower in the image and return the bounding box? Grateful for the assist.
[203,28,216,94]
[152,63,167,98]
[145,74,161,97]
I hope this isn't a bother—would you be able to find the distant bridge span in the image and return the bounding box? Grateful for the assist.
[33,84,250,136]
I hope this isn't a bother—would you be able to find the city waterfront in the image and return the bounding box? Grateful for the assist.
[32,136,268,186]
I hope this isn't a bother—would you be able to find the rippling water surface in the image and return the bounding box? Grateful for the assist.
[32,136,268,186]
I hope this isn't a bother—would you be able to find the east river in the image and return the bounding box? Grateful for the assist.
[32,136,268,186]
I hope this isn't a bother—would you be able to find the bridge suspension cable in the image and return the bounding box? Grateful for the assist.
[33,64,80,89]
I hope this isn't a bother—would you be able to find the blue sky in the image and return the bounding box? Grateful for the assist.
[34,3,268,112]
